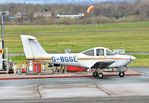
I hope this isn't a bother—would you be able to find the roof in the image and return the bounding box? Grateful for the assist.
[81,47,109,53]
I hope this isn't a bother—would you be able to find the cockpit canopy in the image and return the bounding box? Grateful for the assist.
[82,47,114,56]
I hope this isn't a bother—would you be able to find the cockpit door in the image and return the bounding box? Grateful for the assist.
[96,49,105,56]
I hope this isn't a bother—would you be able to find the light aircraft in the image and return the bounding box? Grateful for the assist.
[21,35,136,78]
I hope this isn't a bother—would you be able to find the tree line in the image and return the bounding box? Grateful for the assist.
[0,0,149,25]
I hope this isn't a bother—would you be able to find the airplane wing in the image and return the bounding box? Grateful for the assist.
[91,61,115,69]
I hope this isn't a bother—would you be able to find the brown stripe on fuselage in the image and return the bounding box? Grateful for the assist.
[78,58,128,60]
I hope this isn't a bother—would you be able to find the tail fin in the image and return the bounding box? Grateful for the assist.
[21,35,48,60]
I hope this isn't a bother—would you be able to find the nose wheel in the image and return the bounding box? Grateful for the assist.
[119,71,125,77]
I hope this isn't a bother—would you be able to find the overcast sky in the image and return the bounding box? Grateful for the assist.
[0,0,134,4]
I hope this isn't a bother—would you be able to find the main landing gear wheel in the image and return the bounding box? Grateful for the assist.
[98,73,103,79]
[119,72,125,77]
[93,72,98,77]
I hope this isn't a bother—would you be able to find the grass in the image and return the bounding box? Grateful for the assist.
[4,22,149,33]
[0,21,149,67]
[10,56,26,67]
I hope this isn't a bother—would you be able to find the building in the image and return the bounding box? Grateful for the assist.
[14,12,28,21]
[57,13,85,19]
[33,11,52,19]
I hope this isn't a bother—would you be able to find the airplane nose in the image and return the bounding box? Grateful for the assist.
[130,56,136,61]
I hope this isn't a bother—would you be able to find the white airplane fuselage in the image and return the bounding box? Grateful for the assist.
[21,35,136,78]
[34,48,135,69]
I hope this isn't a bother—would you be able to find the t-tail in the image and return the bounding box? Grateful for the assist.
[21,35,49,60]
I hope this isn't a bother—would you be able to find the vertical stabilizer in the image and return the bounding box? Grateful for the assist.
[21,35,48,59]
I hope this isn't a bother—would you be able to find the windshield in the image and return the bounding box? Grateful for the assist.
[106,49,114,55]
[83,49,94,56]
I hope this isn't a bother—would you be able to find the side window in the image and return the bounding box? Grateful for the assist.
[96,49,104,56]
[83,49,94,56]
[106,49,114,56]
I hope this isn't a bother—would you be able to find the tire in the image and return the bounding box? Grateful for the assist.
[119,72,125,77]
[93,72,98,77]
[98,73,103,79]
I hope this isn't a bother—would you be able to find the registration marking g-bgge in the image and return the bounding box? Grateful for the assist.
[51,56,77,63]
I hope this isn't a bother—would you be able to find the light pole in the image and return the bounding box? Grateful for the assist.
[0,11,9,70]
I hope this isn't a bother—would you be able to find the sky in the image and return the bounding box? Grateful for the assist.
[0,0,134,4]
